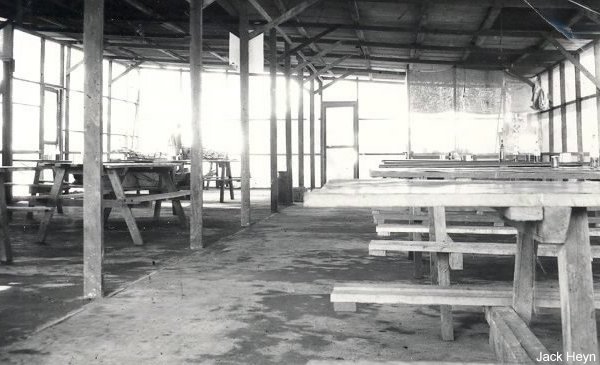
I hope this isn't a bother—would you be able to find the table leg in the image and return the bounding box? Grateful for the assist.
[0,173,12,264]
[159,171,187,228]
[106,170,144,246]
[226,162,234,200]
[219,162,225,203]
[153,200,162,222]
[36,167,67,243]
[557,208,599,362]
[27,166,41,220]
[512,221,537,324]
[429,206,454,341]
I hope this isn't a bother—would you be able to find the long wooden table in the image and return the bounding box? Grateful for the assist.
[371,166,600,180]
[305,179,600,363]
[31,161,190,246]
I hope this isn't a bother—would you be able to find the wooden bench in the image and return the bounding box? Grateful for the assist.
[376,224,517,237]
[330,283,600,312]
[373,212,504,225]
[368,239,600,258]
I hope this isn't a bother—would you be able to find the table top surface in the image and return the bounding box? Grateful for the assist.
[370,166,600,179]
[304,179,600,208]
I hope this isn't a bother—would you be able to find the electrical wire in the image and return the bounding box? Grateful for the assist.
[566,0,600,16]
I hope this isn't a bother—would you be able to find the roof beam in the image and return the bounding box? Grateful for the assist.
[315,70,353,93]
[249,0,324,38]
[112,61,144,83]
[349,0,371,72]
[462,3,502,61]
[305,55,352,82]
[246,0,321,79]
[293,40,342,72]
[281,25,339,59]
[544,34,600,91]
[410,1,429,59]
[510,10,585,68]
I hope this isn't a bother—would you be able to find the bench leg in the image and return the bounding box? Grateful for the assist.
[27,168,41,220]
[153,200,162,222]
[219,163,225,203]
[36,168,67,243]
[512,221,537,324]
[227,163,234,200]
[412,232,423,279]
[557,208,599,362]
[159,171,187,228]
[107,170,144,246]
[0,173,12,264]
[429,206,453,341]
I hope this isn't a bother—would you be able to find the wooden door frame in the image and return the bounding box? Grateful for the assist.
[320,101,359,186]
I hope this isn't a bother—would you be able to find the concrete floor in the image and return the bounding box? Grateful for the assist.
[1,192,599,364]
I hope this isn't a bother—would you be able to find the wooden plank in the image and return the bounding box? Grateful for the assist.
[486,307,552,365]
[36,168,66,244]
[596,41,600,158]
[239,0,251,227]
[269,28,278,213]
[575,53,583,155]
[536,207,571,243]
[330,283,600,309]
[512,222,537,323]
[545,35,600,92]
[377,224,517,236]
[297,57,305,189]
[485,308,536,364]
[1,24,13,204]
[549,68,555,153]
[0,173,12,264]
[285,43,294,197]
[560,62,567,152]
[107,170,143,246]
[499,207,543,221]
[309,78,315,190]
[157,171,188,227]
[368,240,600,258]
[374,212,503,224]
[189,0,204,248]
[557,208,599,362]
[82,0,104,299]
[250,0,323,37]
[429,206,453,341]
[304,180,600,208]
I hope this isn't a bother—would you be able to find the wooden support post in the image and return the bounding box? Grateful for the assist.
[559,62,567,153]
[189,0,204,247]
[58,45,65,158]
[575,54,583,155]
[107,60,112,161]
[548,68,555,153]
[39,38,45,159]
[309,78,315,190]
[83,0,105,299]
[557,208,599,362]
[512,222,537,324]
[428,206,454,341]
[284,43,293,197]
[406,65,412,156]
[269,28,278,213]
[2,24,14,203]
[595,41,600,157]
[239,1,251,226]
[297,56,305,189]
[64,46,71,160]
[319,79,325,187]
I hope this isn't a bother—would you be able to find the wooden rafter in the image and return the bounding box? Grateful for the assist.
[281,25,339,59]
[250,0,324,38]
[315,70,353,93]
[462,2,502,61]
[349,0,371,72]
[411,1,429,59]
[293,40,342,72]
[544,34,600,91]
[305,55,352,82]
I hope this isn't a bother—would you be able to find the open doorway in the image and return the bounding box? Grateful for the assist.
[320,101,358,185]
